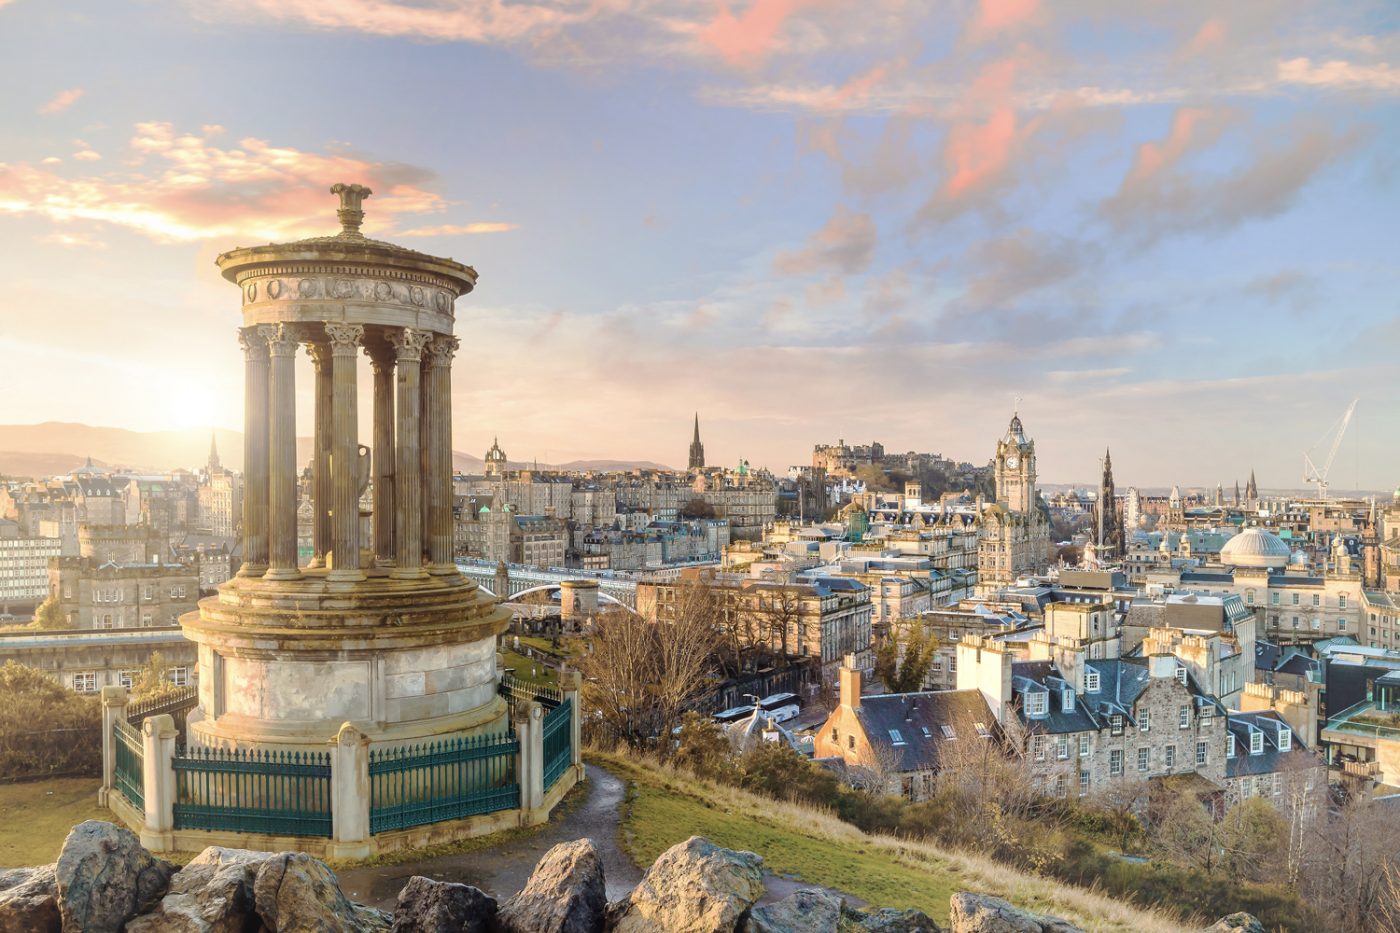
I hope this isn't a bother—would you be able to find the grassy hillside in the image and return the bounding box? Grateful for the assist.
[0,778,107,867]
[591,750,1191,933]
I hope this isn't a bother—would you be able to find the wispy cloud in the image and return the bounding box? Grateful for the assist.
[774,206,876,277]
[1277,57,1400,91]
[397,222,519,236]
[38,88,85,115]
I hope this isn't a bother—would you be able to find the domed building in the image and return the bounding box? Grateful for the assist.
[1219,527,1292,569]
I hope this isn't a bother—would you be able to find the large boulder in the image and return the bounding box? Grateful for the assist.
[390,875,497,933]
[1204,914,1266,933]
[844,904,942,932]
[54,821,176,933]
[126,847,274,933]
[741,889,842,932]
[0,865,60,933]
[253,852,389,933]
[499,838,606,933]
[948,893,1084,933]
[608,836,764,933]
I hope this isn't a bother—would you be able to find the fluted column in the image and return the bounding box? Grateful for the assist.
[426,335,460,572]
[262,324,301,581]
[237,328,269,576]
[325,324,365,581]
[366,338,396,567]
[305,340,333,569]
[389,328,432,579]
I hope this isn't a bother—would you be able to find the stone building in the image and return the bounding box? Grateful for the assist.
[46,555,200,629]
[197,435,242,538]
[0,519,61,611]
[0,626,196,694]
[977,414,1051,594]
[1223,709,1326,808]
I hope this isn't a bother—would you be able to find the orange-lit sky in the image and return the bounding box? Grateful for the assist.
[0,1,1396,488]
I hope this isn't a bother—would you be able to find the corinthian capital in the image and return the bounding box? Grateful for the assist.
[238,327,269,361]
[426,335,460,365]
[260,324,301,357]
[387,327,433,362]
[324,323,365,356]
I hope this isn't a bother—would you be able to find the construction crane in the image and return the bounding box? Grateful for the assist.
[1303,398,1358,500]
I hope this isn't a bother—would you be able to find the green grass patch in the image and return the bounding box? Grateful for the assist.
[500,648,558,687]
[602,755,961,923]
[0,778,108,867]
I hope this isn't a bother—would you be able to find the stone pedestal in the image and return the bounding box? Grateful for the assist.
[329,722,372,860]
[140,714,177,852]
[516,701,546,825]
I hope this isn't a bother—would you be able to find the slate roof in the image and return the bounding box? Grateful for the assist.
[1010,656,1223,735]
[1225,710,1320,779]
[1254,639,1281,672]
[1011,660,1100,734]
[854,689,996,773]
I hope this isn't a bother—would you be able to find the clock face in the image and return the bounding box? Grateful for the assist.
[1006,456,1019,469]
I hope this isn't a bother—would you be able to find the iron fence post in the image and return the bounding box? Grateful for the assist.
[329,722,372,859]
[140,714,177,852]
[99,685,129,808]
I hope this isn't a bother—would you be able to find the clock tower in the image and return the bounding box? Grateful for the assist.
[995,413,1036,513]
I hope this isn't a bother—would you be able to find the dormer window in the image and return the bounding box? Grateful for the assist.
[1085,670,1100,693]
[1062,687,1074,713]
[1250,730,1264,756]
[1279,726,1292,751]
[1026,691,1048,717]
[1227,734,1237,758]
[1175,666,1188,685]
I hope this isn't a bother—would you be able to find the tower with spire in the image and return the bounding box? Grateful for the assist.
[207,431,222,473]
[1091,448,1121,562]
[1245,470,1259,508]
[688,413,705,471]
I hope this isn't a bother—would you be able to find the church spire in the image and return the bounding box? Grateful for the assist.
[208,431,221,472]
[688,413,705,471]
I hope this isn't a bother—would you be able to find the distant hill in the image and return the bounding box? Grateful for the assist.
[0,423,671,479]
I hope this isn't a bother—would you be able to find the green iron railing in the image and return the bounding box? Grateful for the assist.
[172,746,332,837]
[128,686,200,746]
[369,729,520,833]
[499,673,562,708]
[543,696,573,791]
[113,717,143,811]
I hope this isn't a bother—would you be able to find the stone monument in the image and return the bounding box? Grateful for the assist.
[181,183,510,752]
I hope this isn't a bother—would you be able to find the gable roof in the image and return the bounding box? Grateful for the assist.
[853,689,996,773]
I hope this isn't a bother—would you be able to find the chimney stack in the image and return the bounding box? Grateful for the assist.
[839,654,862,711]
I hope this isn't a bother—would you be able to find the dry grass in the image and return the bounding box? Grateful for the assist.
[590,749,1191,933]
[0,777,107,867]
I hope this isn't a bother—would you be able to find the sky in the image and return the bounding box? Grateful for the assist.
[0,0,1396,489]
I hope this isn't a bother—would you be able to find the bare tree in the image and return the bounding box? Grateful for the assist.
[755,577,802,665]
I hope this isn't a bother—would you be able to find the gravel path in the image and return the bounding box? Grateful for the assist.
[336,763,642,910]
[334,761,861,912]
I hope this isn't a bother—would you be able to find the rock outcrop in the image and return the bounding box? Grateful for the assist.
[390,876,496,933]
[126,846,272,933]
[253,852,390,933]
[845,904,943,932]
[948,892,1084,933]
[608,836,764,933]
[741,889,842,932]
[499,838,607,933]
[54,821,176,933]
[0,865,60,933]
[1204,913,1266,933]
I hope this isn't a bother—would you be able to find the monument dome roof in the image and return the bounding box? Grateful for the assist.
[1220,527,1291,569]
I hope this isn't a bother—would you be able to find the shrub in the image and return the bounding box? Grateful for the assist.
[0,661,100,780]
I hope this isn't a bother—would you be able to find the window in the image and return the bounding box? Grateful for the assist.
[1110,749,1123,776]
[1271,592,1280,606]
[848,735,855,750]
[1085,670,1100,693]
[889,729,906,745]
[1179,706,1190,729]
[1137,747,1150,772]
[102,614,113,630]
[1054,773,1068,797]
[1139,708,1150,732]
[1026,691,1047,716]
[1227,735,1236,758]
[1339,619,1347,631]
[940,725,957,740]
[141,612,152,626]
[975,722,990,738]
[1175,667,1188,685]
[119,670,137,688]
[931,659,943,673]
[1312,594,1320,606]
[1062,688,1074,713]
[1078,734,1091,757]
[143,584,153,599]
[921,726,932,738]
[1165,745,1177,769]
[1246,591,1255,605]
[1279,727,1292,751]
[71,672,96,693]
[1292,592,1300,606]
[1033,735,1046,761]
[831,728,838,743]
[1250,730,1263,755]
[1196,741,1208,766]
[1201,707,1213,727]
[1079,769,1090,794]
[1340,594,1348,609]
[1273,773,1283,795]
[1110,714,1124,736]
[1056,736,1069,760]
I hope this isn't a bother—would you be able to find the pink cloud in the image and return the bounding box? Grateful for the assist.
[699,0,809,68]
[1278,57,1400,91]
[969,0,1039,41]
[233,0,587,45]
[1122,106,1229,187]
[774,206,876,276]
[38,88,85,115]
[398,222,519,235]
[0,122,450,243]
[1181,17,1226,58]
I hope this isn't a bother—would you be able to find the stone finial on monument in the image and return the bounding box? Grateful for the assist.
[330,182,373,237]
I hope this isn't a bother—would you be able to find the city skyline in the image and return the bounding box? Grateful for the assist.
[1,1,1397,487]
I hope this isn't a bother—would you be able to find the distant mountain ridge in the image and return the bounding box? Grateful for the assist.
[0,423,672,479]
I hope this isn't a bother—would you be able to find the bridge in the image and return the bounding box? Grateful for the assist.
[455,559,642,609]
